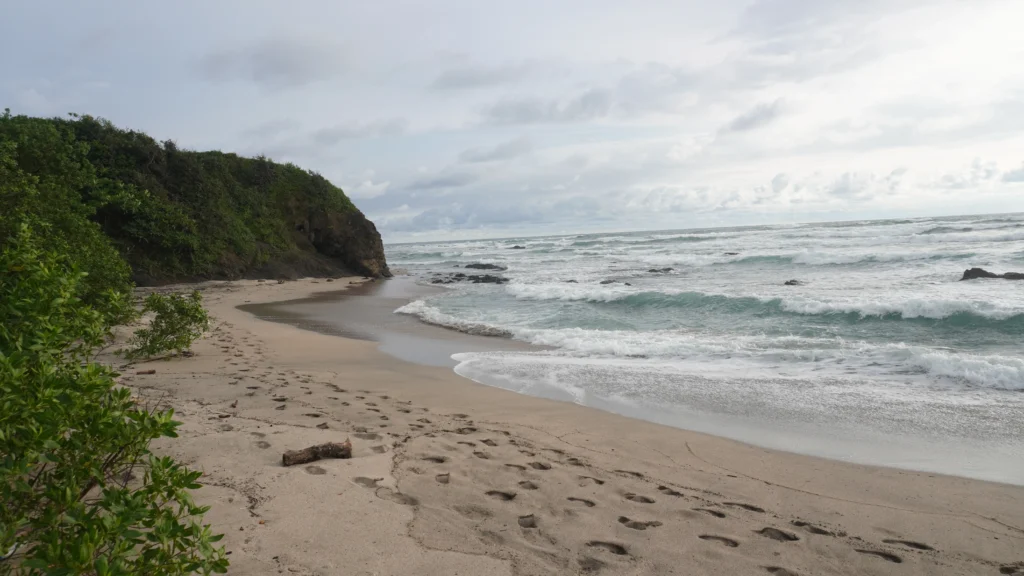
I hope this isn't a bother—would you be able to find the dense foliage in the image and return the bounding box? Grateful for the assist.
[0,227,227,575]
[124,292,210,361]
[1,110,362,284]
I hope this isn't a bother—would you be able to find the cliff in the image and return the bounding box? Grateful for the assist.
[2,112,389,284]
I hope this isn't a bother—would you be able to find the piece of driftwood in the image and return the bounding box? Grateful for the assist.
[282,440,352,466]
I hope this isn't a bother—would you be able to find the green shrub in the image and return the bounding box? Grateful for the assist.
[0,227,228,575]
[124,292,210,361]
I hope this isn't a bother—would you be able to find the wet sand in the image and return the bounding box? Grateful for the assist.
[110,277,1024,576]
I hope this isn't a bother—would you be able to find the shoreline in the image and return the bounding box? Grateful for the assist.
[243,276,1024,486]
[114,277,1024,575]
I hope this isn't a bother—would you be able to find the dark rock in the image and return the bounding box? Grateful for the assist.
[510,245,526,249]
[565,280,578,283]
[784,279,804,286]
[600,280,616,285]
[468,274,507,284]
[431,272,508,285]
[723,252,739,256]
[307,210,392,278]
[624,283,632,286]
[961,268,1024,280]
[647,267,674,273]
[465,263,508,271]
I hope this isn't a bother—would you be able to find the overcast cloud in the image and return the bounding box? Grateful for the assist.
[2,0,1023,241]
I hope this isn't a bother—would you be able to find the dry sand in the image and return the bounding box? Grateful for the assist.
[111,277,1024,576]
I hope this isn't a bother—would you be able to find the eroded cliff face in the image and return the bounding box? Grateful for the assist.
[307,209,391,278]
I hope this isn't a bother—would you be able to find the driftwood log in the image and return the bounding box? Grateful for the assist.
[282,440,352,466]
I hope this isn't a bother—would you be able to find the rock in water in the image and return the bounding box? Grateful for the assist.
[784,279,804,286]
[647,267,674,273]
[510,245,526,249]
[465,263,508,271]
[961,268,1024,280]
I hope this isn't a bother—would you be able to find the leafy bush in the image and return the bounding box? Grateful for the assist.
[124,292,210,361]
[0,218,227,574]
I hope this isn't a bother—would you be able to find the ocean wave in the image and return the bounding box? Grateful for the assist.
[637,250,979,268]
[450,333,1024,391]
[920,226,973,234]
[394,300,512,337]
[504,285,1024,325]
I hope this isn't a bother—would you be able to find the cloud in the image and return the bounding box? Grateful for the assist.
[409,172,479,190]
[240,119,300,140]
[483,89,612,124]
[431,63,533,89]
[771,173,790,193]
[459,138,532,163]
[198,38,344,90]
[311,119,407,145]
[348,179,390,199]
[722,99,785,132]
[1003,163,1024,182]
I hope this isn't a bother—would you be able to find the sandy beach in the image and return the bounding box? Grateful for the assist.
[110,277,1024,576]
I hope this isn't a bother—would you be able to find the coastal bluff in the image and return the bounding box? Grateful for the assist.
[3,113,389,284]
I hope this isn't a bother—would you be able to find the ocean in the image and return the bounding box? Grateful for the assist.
[387,213,1024,484]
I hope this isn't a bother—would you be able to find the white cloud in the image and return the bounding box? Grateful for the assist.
[3,0,1023,241]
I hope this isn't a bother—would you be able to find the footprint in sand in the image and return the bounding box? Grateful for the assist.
[658,485,685,497]
[528,462,552,470]
[586,541,628,556]
[455,427,477,434]
[624,493,655,504]
[353,477,382,488]
[435,473,450,484]
[855,549,902,564]
[725,502,766,513]
[458,441,476,447]
[251,432,266,438]
[882,539,934,551]
[618,516,663,530]
[756,527,799,542]
[304,465,326,475]
[255,441,271,449]
[485,490,517,501]
[694,508,726,518]
[518,480,539,490]
[699,535,739,547]
[578,475,605,486]
[518,514,538,528]
[370,446,388,454]
[423,455,448,463]
[566,457,585,466]
[473,451,491,459]
[578,557,607,573]
[375,487,418,506]
[615,469,645,479]
[274,405,286,411]
[365,402,377,406]
[417,418,432,424]
[505,464,526,471]
[567,497,596,507]
[481,439,498,446]
[355,432,381,440]
[791,520,837,536]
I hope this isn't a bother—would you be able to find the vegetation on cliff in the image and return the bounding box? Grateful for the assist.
[1,111,389,284]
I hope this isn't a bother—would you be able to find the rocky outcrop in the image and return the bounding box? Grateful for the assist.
[431,273,508,285]
[784,279,804,286]
[307,210,391,278]
[465,263,508,271]
[961,268,1024,281]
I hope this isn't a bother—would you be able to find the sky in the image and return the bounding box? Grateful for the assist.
[3,0,1024,242]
